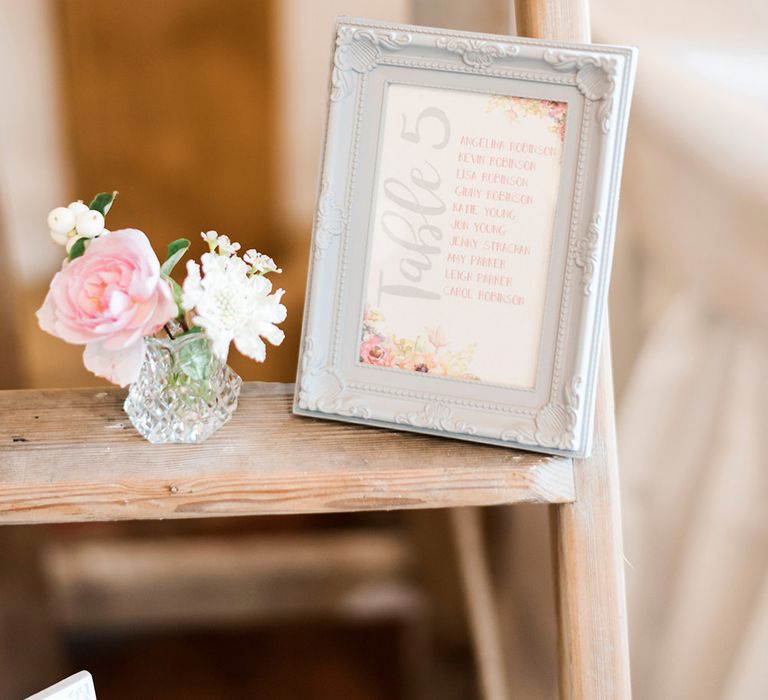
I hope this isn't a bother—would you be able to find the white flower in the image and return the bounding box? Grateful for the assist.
[201,230,219,251]
[244,249,282,274]
[182,251,286,362]
[216,234,240,256]
[200,230,244,256]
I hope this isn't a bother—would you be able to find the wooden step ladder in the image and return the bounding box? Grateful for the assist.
[0,0,631,697]
[0,353,630,699]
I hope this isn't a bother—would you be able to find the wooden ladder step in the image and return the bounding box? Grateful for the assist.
[43,530,422,629]
[0,382,574,524]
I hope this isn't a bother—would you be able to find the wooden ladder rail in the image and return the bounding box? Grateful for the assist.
[451,340,630,700]
[550,334,631,699]
[520,5,630,699]
[450,1,632,698]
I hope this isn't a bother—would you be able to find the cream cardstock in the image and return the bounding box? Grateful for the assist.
[362,84,565,388]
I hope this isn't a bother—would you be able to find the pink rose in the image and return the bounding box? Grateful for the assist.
[360,335,393,367]
[36,228,176,386]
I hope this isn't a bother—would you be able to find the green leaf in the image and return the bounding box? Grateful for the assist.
[176,335,211,382]
[167,238,190,259]
[89,191,118,216]
[164,275,185,317]
[161,238,191,277]
[67,238,87,261]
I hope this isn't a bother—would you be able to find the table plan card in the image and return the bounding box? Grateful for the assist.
[362,84,566,389]
[295,18,637,457]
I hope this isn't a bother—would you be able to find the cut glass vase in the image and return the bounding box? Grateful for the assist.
[124,334,242,444]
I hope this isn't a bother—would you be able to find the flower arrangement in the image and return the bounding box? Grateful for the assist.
[360,306,479,380]
[37,191,286,442]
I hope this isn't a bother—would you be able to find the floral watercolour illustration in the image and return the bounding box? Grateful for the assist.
[486,95,567,144]
[359,306,479,381]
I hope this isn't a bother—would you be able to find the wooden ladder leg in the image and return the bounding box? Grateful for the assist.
[451,507,510,700]
[550,336,631,699]
[514,0,630,692]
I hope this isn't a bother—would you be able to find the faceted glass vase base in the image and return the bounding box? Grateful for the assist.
[124,335,243,444]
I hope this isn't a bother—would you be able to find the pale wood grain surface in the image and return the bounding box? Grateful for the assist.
[550,335,631,700]
[0,382,574,524]
[516,0,633,697]
[452,508,511,700]
[514,0,590,41]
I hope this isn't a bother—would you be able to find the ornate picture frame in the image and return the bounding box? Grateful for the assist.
[294,17,637,457]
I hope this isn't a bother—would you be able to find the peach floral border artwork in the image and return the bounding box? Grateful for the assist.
[359,306,479,381]
[486,95,568,144]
